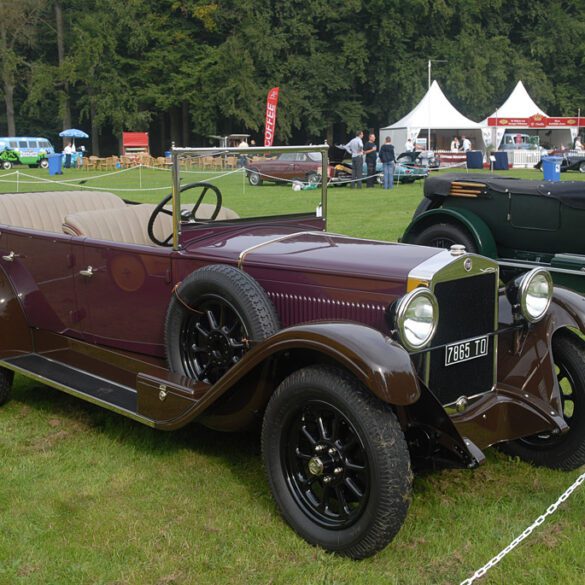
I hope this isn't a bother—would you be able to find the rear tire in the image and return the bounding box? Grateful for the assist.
[501,332,585,470]
[0,368,14,405]
[262,365,412,559]
[248,170,263,186]
[40,159,49,169]
[306,172,320,186]
[411,222,478,253]
[579,161,585,173]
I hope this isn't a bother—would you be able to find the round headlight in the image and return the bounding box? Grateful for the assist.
[518,268,553,323]
[393,288,439,351]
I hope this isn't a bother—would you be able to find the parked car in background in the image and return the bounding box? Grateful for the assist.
[0,136,54,169]
[330,156,428,185]
[397,150,440,169]
[402,173,585,292]
[534,150,585,173]
[500,132,539,150]
[245,151,326,185]
[1,148,584,560]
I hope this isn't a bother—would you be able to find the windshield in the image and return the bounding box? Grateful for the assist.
[172,147,327,222]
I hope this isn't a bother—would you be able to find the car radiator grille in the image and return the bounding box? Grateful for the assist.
[428,272,497,405]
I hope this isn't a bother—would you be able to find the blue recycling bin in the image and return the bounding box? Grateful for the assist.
[47,153,64,175]
[542,156,562,182]
[493,151,509,170]
[466,150,483,169]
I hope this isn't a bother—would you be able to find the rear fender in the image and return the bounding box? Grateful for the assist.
[402,207,498,258]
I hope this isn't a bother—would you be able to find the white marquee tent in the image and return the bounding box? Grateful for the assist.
[482,81,577,150]
[379,81,484,152]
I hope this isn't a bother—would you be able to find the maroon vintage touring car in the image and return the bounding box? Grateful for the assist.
[0,145,584,559]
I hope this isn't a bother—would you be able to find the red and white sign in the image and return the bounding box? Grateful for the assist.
[264,87,280,147]
[487,114,583,128]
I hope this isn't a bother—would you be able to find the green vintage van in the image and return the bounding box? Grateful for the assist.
[0,136,55,170]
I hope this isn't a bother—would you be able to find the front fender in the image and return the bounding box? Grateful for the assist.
[144,322,422,430]
[402,207,498,258]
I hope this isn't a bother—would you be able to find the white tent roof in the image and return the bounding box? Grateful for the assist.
[483,81,547,121]
[381,81,481,130]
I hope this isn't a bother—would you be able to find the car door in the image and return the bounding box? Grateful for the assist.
[1,229,86,337]
[74,239,174,357]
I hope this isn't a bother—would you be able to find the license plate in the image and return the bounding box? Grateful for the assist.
[445,335,489,367]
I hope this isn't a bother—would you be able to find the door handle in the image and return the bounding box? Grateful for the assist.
[79,266,96,277]
[2,251,18,262]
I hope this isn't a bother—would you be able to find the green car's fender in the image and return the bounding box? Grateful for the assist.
[402,206,498,258]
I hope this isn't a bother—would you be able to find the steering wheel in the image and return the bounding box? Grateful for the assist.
[148,181,223,246]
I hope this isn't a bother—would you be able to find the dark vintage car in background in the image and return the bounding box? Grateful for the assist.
[245,151,325,185]
[534,150,585,173]
[401,173,585,293]
[1,148,584,559]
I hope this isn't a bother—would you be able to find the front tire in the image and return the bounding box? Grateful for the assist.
[1,161,12,170]
[306,172,320,186]
[411,222,478,253]
[579,161,585,173]
[501,332,585,470]
[262,365,412,559]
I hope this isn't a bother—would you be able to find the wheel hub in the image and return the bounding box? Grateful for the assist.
[206,329,233,367]
[308,457,324,476]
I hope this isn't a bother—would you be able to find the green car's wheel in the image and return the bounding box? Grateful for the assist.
[262,365,412,559]
[40,159,49,169]
[1,160,12,170]
[501,332,585,470]
[412,222,478,253]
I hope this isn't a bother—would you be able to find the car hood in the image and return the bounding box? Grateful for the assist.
[181,226,442,286]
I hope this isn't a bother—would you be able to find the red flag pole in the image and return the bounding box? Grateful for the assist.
[264,87,280,146]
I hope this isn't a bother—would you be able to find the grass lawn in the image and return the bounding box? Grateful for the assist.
[0,164,584,585]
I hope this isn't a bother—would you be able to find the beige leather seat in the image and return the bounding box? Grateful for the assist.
[0,191,125,233]
[63,203,239,246]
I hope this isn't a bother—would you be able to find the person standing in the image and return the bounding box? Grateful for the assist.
[461,135,472,152]
[405,138,414,152]
[450,136,460,152]
[237,138,249,167]
[364,133,377,188]
[346,130,364,188]
[378,136,396,190]
[63,142,74,169]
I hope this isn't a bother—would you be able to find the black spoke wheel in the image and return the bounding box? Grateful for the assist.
[285,399,370,529]
[178,294,249,383]
[148,181,223,246]
[262,365,411,559]
[412,223,478,253]
[501,331,585,470]
[166,265,279,383]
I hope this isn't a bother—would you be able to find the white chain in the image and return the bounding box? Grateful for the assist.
[460,471,585,585]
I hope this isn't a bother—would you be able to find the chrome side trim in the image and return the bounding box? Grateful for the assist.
[0,359,156,428]
[499,258,585,276]
[238,231,322,269]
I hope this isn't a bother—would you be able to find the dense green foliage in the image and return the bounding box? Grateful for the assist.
[0,1,584,154]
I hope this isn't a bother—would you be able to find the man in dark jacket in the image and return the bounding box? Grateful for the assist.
[378,136,396,189]
[364,133,377,187]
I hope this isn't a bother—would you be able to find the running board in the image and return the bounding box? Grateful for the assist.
[1,353,154,427]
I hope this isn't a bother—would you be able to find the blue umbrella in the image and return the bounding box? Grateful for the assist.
[59,128,89,139]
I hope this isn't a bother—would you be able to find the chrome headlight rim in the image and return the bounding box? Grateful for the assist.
[517,268,553,323]
[393,287,439,352]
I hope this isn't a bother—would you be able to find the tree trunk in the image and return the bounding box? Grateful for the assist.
[90,98,99,156]
[159,112,167,155]
[170,107,180,147]
[55,0,71,141]
[4,82,16,136]
[182,101,190,146]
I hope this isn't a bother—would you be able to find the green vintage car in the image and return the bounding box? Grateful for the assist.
[401,174,585,291]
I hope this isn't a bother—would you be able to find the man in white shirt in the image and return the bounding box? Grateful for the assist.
[405,138,414,152]
[346,130,364,189]
[461,135,472,152]
[63,142,74,168]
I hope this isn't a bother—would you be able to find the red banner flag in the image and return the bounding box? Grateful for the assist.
[264,87,280,146]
